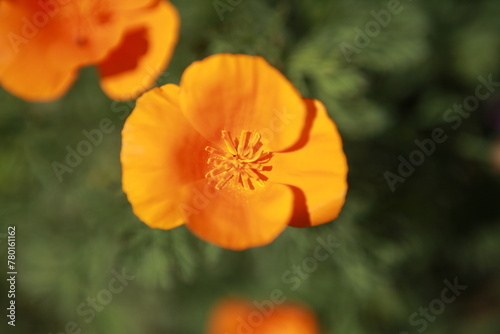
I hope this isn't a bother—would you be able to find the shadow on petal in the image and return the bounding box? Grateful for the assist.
[288,185,312,227]
[98,27,149,77]
[279,98,318,153]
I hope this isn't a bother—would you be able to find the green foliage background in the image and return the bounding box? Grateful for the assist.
[1,0,500,333]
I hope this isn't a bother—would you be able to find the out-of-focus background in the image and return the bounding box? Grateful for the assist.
[1,0,500,333]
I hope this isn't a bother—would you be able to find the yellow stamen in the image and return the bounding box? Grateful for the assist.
[205,130,273,190]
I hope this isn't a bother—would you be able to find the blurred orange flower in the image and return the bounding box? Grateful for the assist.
[121,54,348,250]
[206,298,319,334]
[0,0,179,101]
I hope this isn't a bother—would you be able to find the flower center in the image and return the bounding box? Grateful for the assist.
[205,130,273,190]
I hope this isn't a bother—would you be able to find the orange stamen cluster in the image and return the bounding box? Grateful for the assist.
[205,130,273,190]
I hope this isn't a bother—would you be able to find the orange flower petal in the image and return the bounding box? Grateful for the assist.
[110,0,158,11]
[50,4,126,66]
[261,304,319,334]
[207,298,320,334]
[25,1,128,69]
[98,0,179,100]
[0,1,18,70]
[0,0,126,100]
[121,84,208,229]
[185,181,294,250]
[0,3,78,100]
[178,54,308,151]
[1,0,179,101]
[268,99,348,227]
[0,57,77,101]
[206,299,253,334]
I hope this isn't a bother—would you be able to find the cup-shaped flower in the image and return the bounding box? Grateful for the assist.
[206,298,319,334]
[121,54,348,250]
[0,0,179,101]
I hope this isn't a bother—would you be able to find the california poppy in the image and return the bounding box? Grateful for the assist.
[121,54,348,250]
[0,0,179,101]
[206,298,319,334]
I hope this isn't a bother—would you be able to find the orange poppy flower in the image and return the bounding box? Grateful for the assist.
[0,0,179,101]
[121,54,348,250]
[206,298,319,334]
